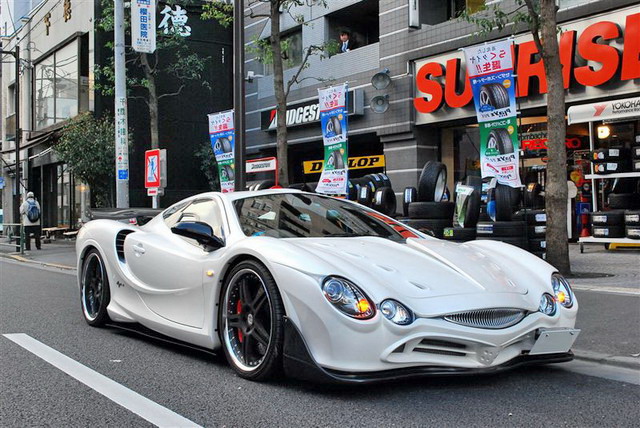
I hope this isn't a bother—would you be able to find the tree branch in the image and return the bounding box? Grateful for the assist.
[523,0,544,58]
[128,95,149,106]
[286,45,320,97]
[158,84,185,100]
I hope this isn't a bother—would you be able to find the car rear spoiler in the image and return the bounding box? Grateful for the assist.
[88,208,163,225]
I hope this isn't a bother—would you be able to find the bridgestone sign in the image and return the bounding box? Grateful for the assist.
[260,89,363,131]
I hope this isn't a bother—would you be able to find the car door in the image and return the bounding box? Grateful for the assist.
[124,198,226,328]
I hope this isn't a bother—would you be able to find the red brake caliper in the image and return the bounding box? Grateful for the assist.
[236,300,243,343]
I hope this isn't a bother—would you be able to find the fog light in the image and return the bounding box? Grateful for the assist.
[539,293,556,316]
[380,299,414,325]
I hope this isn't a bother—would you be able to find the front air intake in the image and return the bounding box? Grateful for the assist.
[115,230,135,262]
[443,308,527,329]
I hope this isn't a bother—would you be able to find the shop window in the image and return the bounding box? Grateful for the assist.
[33,37,89,131]
[263,28,303,75]
[5,84,16,141]
[326,0,379,52]
[415,0,485,26]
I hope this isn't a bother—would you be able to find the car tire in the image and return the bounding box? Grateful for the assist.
[592,225,625,238]
[219,260,285,381]
[80,249,111,327]
[608,193,634,209]
[373,187,397,216]
[528,238,547,251]
[326,150,345,170]
[528,225,547,237]
[254,180,275,190]
[358,185,372,207]
[408,202,455,220]
[514,209,547,225]
[402,187,418,217]
[443,227,477,241]
[479,83,510,109]
[626,226,640,239]
[590,210,624,226]
[402,218,452,238]
[417,161,447,202]
[625,210,640,226]
[494,184,514,221]
[325,116,342,136]
[465,175,483,195]
[476,221,527,237]
[460,189,481,228]
[487,128,514,154]
[524,183,542,208]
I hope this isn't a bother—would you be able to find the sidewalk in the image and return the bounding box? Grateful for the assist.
[1,238,638,369]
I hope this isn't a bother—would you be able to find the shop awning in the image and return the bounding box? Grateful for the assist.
[568,96,640,124]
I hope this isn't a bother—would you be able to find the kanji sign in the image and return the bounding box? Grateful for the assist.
[159,5,191,37]
[208,110,236,193]
[116,97,129,181]
[132,0,156,53]
[316,84,349,195]
[145,149,161,188]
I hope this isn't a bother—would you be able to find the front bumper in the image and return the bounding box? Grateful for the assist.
[282,318,573,384]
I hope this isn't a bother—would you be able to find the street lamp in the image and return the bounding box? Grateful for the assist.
[233,0,246,191]
[1,46,22,222]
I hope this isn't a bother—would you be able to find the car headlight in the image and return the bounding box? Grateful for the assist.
[551,273,574,308]
[322,277,375,319]
[379,299,414,325]
[539,293,557,316]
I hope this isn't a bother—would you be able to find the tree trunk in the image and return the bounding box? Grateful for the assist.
[270,1,289,187]
[141,53,160,150]
[538,1,571,274]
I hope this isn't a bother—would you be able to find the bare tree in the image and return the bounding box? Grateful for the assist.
[462,0,570,274]
[205,0,336,186]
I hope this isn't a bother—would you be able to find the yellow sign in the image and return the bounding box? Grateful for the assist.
[303,155,385,174]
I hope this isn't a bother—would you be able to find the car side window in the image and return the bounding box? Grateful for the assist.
[166,198,225,239]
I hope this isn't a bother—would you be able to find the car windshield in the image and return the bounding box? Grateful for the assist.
[233,193,420,242]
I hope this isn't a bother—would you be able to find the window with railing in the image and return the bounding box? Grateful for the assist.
[326,0,379,53]
[263,28,303,75]
[413,0,485,26]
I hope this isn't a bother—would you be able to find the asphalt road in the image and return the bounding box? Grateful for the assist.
[1,259,639,427]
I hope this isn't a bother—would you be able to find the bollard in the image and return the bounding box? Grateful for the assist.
[20,223,25,254]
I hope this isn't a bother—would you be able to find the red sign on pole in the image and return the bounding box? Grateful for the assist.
[144,149,161,188]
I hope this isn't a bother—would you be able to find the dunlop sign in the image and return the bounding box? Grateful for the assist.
[304,155,385,174]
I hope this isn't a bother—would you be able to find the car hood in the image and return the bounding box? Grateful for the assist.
[282,237,532,301]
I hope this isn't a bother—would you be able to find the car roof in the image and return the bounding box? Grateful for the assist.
[184,188,305,203]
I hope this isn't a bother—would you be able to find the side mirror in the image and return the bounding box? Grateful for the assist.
[171,221,225,249]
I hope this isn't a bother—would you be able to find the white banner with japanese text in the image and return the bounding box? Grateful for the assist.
[316,84,349,195]
[132,0,156,53]
[208,110,235,193]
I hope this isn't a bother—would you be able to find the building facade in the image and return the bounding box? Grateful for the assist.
[244,0,640,204]
[1,1,232,228]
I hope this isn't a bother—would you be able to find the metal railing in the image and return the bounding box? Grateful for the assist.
[0,223,25,254]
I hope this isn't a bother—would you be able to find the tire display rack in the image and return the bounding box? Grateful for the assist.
[567,98,640,253]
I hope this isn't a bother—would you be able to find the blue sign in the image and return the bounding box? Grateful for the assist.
[118,170,129,180]
[0,176,5,189]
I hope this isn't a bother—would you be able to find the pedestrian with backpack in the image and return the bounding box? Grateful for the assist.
[20,191,42,251]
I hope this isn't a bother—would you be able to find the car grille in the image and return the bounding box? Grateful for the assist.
[115,230,135,262]
[443,308,527,329]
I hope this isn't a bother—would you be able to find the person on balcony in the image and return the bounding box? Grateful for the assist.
[339,30,358,53]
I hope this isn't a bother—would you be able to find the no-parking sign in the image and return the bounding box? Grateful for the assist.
[144,149,164,189]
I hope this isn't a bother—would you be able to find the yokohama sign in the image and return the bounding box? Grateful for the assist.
[414,8,640,124]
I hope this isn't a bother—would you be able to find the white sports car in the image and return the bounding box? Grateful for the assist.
[76,189,579,383]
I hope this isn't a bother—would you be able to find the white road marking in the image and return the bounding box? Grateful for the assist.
[556,359,640,385]
[572,285,640,296]
[3,333,202,428]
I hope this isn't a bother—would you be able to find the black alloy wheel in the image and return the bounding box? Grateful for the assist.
[220,261,284,381]
[80,249,111,326]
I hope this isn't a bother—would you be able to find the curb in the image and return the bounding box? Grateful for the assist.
[573,349,640,370]
[0,252,76,271]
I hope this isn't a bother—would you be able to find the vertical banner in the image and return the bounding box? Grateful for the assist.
[316,84,349,195]
[463,40,521,187]
[132,0,156,54]
[115,97,129,180]
[208,110,235,193]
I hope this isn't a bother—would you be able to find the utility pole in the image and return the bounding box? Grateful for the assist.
[233,0,246,191]
[114,0,130,208]
[2,46,21,222]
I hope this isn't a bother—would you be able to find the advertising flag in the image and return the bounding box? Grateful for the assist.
[316,84,349,195]
[132,0,156,54]
[463,40,521,187]
[208,110,235,193]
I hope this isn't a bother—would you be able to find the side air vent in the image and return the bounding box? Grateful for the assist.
[115,230,135,262]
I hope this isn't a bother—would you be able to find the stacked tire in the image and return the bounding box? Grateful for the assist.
[515,209,547,259]
[350,173,396,216]
[624,210,640,239]
[633,135,640,172]
[590,210,625,238]
[592,147,630,175]
[400,161,452,238]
